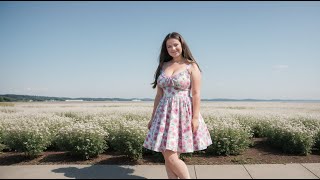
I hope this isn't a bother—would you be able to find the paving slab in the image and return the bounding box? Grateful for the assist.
[129,165,196,179]
[195,165,252,179]
[0,165,195,179]
[244,164,318,179]
[0,165,80,179]
[50,165,143,179]
[301,163,320,179]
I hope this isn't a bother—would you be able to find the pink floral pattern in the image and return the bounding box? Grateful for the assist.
[143,64,212,153]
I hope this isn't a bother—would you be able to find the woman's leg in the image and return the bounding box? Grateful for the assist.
[162,151,178,179]
[165,160,179,179]
[162,150,190,179]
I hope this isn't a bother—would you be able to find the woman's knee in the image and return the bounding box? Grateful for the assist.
[162,150,179,164]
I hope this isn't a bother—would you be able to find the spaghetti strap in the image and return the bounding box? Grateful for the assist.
[186,64,192,70]
[186,64,192,74]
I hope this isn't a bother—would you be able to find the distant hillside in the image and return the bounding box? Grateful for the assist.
[0,94,319,102]
[0,94,69,102]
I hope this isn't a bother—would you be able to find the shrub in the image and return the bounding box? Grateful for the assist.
[234,114,272,138]
[109,121,147,160]
[205,116,253,155]
[0,123,5,152]
[266,119,314,155]
[2,119,52,157]
[314,130,320,150]
[56,122,108,159]
[0,122,3,144]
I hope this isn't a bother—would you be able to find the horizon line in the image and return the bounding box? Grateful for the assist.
[1,94,320,101]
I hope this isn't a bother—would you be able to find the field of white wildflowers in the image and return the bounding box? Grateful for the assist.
[0,101,320,160]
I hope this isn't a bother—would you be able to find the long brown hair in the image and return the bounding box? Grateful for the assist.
[151,32,202,89]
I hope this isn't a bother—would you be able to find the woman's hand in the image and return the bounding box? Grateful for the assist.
[191,118,199,133]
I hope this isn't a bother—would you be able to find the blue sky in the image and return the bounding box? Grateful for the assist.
[1,1,320,100]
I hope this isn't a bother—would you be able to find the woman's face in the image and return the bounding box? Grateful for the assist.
[166,38,183,58]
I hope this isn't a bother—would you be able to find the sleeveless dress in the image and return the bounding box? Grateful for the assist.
[143,63,212,153]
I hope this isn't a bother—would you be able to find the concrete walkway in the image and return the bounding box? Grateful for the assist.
[1,163,320,179]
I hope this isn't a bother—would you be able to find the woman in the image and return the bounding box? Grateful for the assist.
[143,32,212,179]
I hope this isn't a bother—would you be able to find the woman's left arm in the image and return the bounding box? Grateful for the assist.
[190,63,201,132]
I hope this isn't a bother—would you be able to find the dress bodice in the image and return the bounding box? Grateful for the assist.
[157,64,191,98]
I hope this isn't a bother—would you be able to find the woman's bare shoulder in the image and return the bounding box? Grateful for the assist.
[187,61,200,75]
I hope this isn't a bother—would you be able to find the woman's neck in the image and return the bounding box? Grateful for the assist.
[172,57,185,64]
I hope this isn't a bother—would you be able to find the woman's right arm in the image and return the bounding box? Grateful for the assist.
[148,85,163,129]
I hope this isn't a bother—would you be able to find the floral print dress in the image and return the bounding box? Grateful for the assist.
[143,63,212,153]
